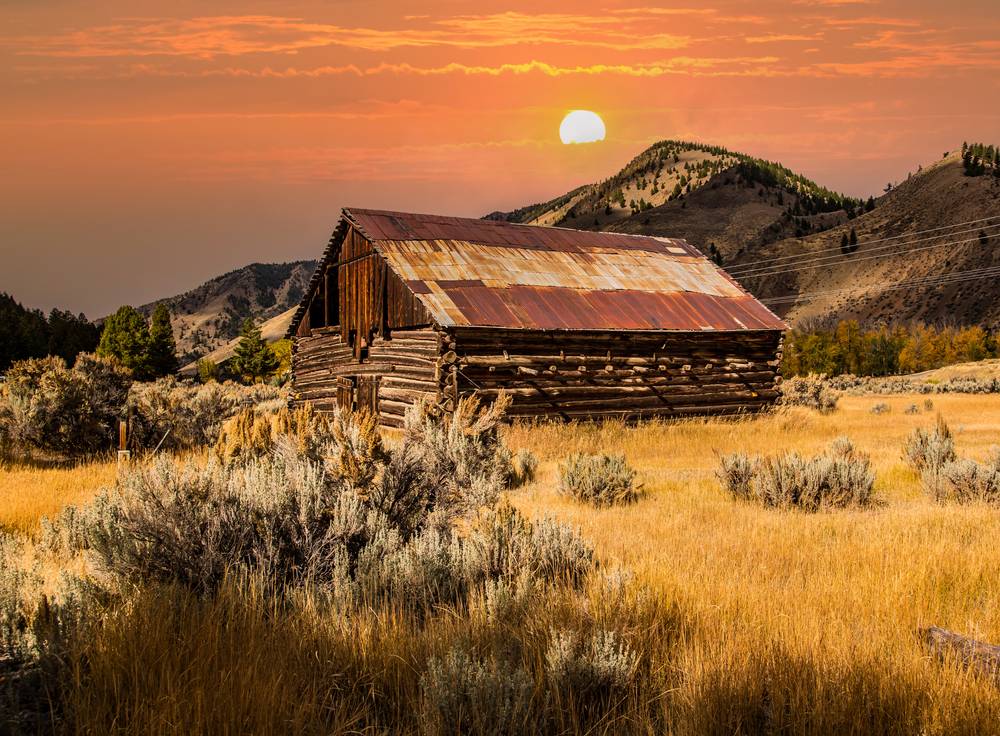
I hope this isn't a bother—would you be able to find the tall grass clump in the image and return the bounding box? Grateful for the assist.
[558,454,640,507]
[717,437,876,511]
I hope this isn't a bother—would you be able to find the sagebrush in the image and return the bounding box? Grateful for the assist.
[717,437,876,511]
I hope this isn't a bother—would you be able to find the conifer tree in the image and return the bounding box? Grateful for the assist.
[147,303,179,377]
[97,305,151,378]
[230,318,278,384]
[840,232,850,255]
[849,227,858,250]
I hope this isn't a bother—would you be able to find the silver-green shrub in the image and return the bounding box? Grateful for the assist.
[545,627,639,697]
[128,378,285,452]
[924,453,1000,503]
[419,645,535,736]
[716,452,756,500]
[0,354,131,458]
[904,415,956,472]
[59,401,596,606]
[558,454,640,507]
[780,375,839,413]
[718,439,876,511]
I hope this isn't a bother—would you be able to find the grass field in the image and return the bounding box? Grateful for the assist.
[4,393,1000,732]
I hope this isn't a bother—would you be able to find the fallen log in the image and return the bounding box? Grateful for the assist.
[922,626,1000,683]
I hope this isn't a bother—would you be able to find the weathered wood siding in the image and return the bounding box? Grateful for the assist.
[296,226,432,350]
[291,326,443,427]
[446,328,783,420]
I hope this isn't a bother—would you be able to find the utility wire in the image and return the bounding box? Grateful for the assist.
[761,264,1000,306]
[729,231,999,281]
[725,213,1000,274]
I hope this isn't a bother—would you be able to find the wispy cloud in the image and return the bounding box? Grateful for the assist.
[37,57,789,81]
[744,33,820,43]
[4,12,693,58]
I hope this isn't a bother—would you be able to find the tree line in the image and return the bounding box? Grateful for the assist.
[0,293,99,372]
[782,321,996,377]
[1,294,280,384]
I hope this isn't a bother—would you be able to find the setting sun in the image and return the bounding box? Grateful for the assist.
[559,110,606,144]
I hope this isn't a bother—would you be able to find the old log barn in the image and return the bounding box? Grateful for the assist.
[287,208,786,427]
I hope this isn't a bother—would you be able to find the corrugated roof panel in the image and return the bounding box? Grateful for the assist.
[285,208,787,336]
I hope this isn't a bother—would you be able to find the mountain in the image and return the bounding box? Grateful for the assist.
[490,140,1000,328]
[140,261,317,364]
[486,140,866,265]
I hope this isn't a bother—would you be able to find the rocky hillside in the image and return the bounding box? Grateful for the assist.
[734,149,1000,326]
[486,140,866,264]
[140,261,316,364]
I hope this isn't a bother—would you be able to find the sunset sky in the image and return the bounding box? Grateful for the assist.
[3,0,999,317]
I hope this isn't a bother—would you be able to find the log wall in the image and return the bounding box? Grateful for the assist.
[445,328,783,420]
[291,326,444,427]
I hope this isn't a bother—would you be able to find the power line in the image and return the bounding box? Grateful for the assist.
[725,213,1000,275]
[728,221,1000,278]
[761,264,1000,306]
[763,264,1000,304]
[728,230,999,281]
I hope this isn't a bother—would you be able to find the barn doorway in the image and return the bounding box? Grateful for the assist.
[335,377,354,412]
[357,376,380,416]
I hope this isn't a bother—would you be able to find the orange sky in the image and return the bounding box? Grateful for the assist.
[2,0,999,316]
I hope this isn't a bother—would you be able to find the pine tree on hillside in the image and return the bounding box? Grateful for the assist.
[230,318,278,384]
[97,305,152,378]
[849,227,858,250]
[840,232,850,255]
[147,303,179,377]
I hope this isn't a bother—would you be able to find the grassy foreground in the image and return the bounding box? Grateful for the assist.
[4,394,1000,733]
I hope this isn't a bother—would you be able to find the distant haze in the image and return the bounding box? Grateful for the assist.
[2,0,999,316]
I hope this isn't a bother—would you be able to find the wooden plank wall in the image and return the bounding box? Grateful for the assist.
[291,326,444,427]
[335,228,431,358]
[446,328,783,420]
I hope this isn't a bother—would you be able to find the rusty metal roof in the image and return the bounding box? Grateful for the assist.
[288,208,786,335]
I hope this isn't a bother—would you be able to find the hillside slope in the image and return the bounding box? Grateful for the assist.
[737,151,1000,326]
[487,140,864,263]
[140,261,317,363]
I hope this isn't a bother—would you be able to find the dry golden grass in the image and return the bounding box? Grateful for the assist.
[9,394,1000,733]
[505,393,1000,731]
[0,457,118,536]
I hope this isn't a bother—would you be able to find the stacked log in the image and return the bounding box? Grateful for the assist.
[291,327,443,427]
[292,324,784,425]
[448,328,783,420]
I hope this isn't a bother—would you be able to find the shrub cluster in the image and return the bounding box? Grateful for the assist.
[903,414,957,474]
[0,355,131,458]
[779,375,839,413]
[827,374,1000,396]
[0,353,286,460]
[558,454,640,507]
[717,438,876,511]
[905,415,1000,504]
[36,396,592,603]
[4,396,629,732]
[129,378,285,454]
